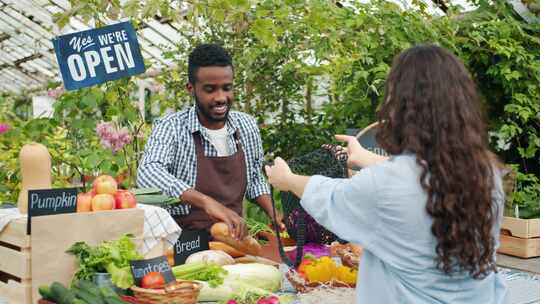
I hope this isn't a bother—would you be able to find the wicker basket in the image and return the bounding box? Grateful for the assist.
[285,270,355,293]
[131,280,202,304]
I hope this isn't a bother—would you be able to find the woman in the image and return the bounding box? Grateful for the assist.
[265,45,508,303]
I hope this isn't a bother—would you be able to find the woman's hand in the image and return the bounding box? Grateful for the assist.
[265,157,293,191]
[335,134,389,167]
[334,134,366,168]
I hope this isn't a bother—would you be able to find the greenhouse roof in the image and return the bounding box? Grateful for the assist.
[0,0,521,94]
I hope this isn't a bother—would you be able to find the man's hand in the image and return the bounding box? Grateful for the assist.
[204,199,247,240]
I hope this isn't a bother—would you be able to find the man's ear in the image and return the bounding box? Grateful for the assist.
[186,82,194,95]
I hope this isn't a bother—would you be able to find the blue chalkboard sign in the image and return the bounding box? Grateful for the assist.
[53,21,145,91]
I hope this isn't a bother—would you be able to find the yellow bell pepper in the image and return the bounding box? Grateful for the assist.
[336,265,357,284]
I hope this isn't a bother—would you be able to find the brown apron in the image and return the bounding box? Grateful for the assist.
[176,130,247,231]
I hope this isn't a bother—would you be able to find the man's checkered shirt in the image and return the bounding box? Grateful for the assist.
[137,106,271,215]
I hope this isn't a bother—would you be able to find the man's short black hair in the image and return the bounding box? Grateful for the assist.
[188,44,233,84]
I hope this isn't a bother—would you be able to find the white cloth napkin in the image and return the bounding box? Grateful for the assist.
[137,203,182,255]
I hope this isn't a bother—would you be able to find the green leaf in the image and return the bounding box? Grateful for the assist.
[81,93,98,109]
[87,153,101,167]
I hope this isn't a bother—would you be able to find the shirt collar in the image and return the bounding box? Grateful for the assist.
[187,106,239,136]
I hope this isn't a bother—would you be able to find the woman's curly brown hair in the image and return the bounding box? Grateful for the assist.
[376,45,498,279]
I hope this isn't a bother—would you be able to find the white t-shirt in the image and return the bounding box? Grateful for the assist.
[204,126,231,156]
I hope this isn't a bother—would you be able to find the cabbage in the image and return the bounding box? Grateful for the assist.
[198,263,283,302]
[223,264,282,292]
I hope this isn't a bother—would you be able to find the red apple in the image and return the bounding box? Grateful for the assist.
[114,190,137,209]
[76,192,92,212]
[93,175,118,195]
[91,194,115,211]
[88,189,97,197]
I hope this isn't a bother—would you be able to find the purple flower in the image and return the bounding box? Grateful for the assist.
[0,123,10,134]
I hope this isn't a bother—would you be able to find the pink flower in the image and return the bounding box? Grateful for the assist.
[96,122,133,152]
[0,123,9,134]
[47,86,64,99]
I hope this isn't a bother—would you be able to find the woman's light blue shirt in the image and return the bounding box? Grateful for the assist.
[300,154,508,304]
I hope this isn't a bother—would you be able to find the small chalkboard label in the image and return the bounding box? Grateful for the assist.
[27,188,78,234]
[130,256,175,287]
[174,229,210,265]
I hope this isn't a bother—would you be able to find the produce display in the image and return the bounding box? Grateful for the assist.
[19,178,362,304]
[77,175,137,212]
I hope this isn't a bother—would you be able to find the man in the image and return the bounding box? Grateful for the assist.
[137,44,283,240]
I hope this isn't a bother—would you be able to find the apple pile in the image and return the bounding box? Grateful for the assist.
[76,175,137,212]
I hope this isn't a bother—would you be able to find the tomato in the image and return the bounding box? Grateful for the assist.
[141,272,165,289]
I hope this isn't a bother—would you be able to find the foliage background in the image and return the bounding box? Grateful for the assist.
[1,0,539,218]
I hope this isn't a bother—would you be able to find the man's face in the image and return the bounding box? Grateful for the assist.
[188,66,234,126]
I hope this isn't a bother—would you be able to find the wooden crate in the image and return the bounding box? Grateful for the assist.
[498,234,540,258]
[501,216,540,239]
[0,217,32,304]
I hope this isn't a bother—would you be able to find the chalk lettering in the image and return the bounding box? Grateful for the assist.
[69,36,95,52]
[67,55,86,81]
[100,46,117,73]
[115,42,135,70]
[84,51,100,77]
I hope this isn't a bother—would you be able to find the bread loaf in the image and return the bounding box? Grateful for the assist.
[210,222,262,256]
[209,241,246,258]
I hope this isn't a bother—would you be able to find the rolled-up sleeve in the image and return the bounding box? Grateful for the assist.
[246,120,271,200]
[137,119,190,198]
[300,168,379,247]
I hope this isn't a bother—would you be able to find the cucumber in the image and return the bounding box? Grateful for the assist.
[99,286,120,299]
[130,187,162,195]
[38,285,53,300]
[135,194,175,205]
[59,290,76,304]
[50,282,70,302]
[74,288,104,304]
[77,280,101,297]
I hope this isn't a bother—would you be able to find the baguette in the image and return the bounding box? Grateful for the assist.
[234,255,280,267]
[209,241,246,258]
[210,222,262,256]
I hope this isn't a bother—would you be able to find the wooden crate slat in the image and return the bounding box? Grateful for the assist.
[0,279,32,304]
[0,246,31,279]
[0,218,30,248]
[498,235,540,258]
